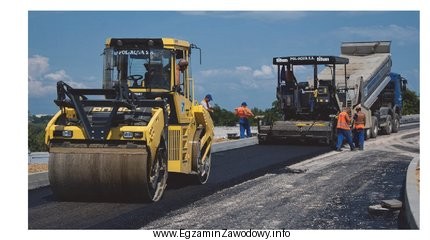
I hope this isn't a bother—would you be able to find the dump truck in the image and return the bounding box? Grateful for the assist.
[258,41,407,145]
[336,41,407,138]
[45,38,214,202]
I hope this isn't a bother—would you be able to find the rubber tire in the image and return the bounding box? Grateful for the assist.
[370,116,378,138]
[381,115,392,135]
[192,129,211,184]
[148,138,169,202]
[392,113,400,133]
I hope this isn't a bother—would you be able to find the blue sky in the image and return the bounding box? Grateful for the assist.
[28,11,419,114]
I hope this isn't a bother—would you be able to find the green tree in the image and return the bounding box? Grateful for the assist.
[402,88,419,115]
[28,122,48,152]
[211,104,237,126]
[28,114,52,152]
[264,100,283,123]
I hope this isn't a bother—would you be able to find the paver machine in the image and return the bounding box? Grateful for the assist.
[258,41,407,145]
[45,38,214,202]
[258,56,350,145]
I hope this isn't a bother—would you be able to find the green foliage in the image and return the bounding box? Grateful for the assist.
[28,115,52,152]
[402,88,419,115]
[264,100,283,123]
[210,100,282,126]
[211,104,237,126]
[28,122,48,152]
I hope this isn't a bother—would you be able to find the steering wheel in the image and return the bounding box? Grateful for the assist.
[127,75,144,87]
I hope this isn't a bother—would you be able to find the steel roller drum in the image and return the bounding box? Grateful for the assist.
[48,147,159,202]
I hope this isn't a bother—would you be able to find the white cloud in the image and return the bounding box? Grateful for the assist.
[44,70,71,82]
[196,65,279,110]
[335,24,418,45]
[199,64,276,91]
[28,55,49,78]
[252,65,274,78]
[28,78,56,97]
[235,66,252,72]
[200,68,232,77]
[28,55,87,97]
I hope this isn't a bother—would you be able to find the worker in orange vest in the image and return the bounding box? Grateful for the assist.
[353,106,366,150]
[335,107,356,151]
[235,102,254,138]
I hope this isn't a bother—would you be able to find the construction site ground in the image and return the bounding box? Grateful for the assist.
[28,123,418,229]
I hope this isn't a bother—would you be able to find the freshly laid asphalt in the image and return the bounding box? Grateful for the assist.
[28,123,419,229]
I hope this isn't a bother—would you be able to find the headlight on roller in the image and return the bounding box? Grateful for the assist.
[62,130,73,137]
[122,131,144,139]
[54,130,73,138]
[122,131,134,139]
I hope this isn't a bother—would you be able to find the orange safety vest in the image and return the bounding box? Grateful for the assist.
[337,111,351,130]
[354,112,366,129]
[236,106,253,118]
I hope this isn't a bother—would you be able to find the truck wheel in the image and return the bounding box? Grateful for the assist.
[392,113,400,133]
[381,115,392,135]
[370,116,378,138]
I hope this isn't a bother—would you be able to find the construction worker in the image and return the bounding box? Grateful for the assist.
[235,102,254,138]
[335,107,356,151]
[201,94,214,113]
[309,88,318,112]
[174,59,188,92]
[353,106,366,150]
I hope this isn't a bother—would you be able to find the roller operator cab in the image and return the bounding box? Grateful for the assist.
[258,56,349,145]
[45,38,214,202]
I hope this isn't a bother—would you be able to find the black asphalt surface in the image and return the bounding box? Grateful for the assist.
[28,123,419,229]
[28,142,329,229]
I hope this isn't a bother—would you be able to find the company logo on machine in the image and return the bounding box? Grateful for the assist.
[275,58,289,63]
[287,56,330,63]
[316,56,330,62]
[91,107,131,112]
[114,50,150,56]
[290,56,314,61]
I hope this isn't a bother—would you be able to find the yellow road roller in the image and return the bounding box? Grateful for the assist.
[45,38,214,202]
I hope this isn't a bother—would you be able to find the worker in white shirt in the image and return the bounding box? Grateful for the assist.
[201,94,214,113]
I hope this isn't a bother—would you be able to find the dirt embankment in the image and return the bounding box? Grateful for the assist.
[28,163,48,173]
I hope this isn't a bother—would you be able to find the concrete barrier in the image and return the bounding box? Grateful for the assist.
[400,114,420,124]
[404,156,420,229]
[212,137,258,152]
[28,137,259,190]
[28,152,49,164]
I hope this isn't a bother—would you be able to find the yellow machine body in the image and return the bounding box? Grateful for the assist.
[45,38,214,202]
